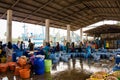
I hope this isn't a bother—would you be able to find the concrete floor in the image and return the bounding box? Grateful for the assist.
[0,58,114,80]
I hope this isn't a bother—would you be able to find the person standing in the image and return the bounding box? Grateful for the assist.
[56,42,60,52]
[28,39,34,51]
[79,41,83,52]
[71,42,75,52]
[5,41,13,62]
[85,41,91,59]
[20,41,25,51]
[17,41,21,49]
[44,42,50,59]
[66,42,70,53]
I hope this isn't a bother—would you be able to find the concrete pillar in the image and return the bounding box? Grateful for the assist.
[67,25,70,42]
[94,35,96,40]
[45,19,50,42]
[86,34,88,41]
[72,31,74,42]
[80,28,83,41]
[7,10,12,43]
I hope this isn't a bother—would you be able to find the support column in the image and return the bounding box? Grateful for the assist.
[67,25,70,42]
[7,10,12,43]
[45,19,50,42]
[94,35,96,40]
[80,28,83,41]
[86,34,88,41]
[72,31,74,42]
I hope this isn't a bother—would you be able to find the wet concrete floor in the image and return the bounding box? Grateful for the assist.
[0,58,114,80]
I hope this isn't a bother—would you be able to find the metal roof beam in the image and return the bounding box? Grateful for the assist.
[57,6,120,25]
[21,0,54,22]
[0,0,20,19]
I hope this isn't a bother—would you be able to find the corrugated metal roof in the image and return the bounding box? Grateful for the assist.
[0,0,120,30]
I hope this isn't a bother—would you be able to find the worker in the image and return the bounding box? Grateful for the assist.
[85,41,91,59]
[28,39,34,51]
[5,41,13,62]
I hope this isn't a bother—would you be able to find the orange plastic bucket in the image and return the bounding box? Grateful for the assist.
[19,69,30,79]
[14,66,23,76]
[0,63,8,73]
[8,62,16,71]
[23,64,31,69]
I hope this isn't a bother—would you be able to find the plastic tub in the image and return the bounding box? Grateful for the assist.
[44,59,52,72]
[34,57,45,75]
[8,62,16,71]
[19,69,30,79]
[35,69,44,75]
[0,63,8,72]
[14,66,22,76]
[23,64,31,69]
